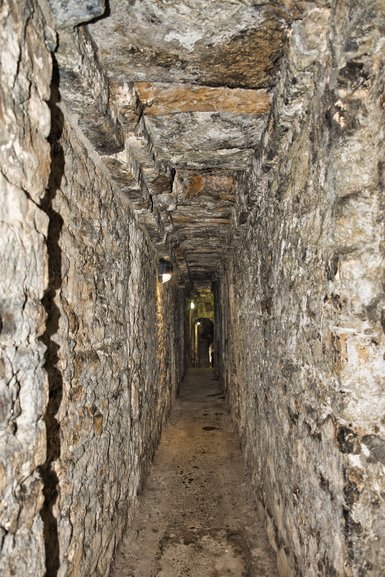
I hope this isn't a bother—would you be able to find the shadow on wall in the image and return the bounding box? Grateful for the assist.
[38,54,65,577]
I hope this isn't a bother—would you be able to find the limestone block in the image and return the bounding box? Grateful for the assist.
[47,0,106,28]
[134,83,271,116]
[89,1,288,88]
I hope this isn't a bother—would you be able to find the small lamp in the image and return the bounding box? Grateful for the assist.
[158,258,173,283]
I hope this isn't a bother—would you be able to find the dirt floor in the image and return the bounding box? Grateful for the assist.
[110,368,279,577]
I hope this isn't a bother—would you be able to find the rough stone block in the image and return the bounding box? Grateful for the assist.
[47,0,106,28]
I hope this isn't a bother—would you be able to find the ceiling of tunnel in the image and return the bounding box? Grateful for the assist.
[54,0,290,285]
[90,1,287,88]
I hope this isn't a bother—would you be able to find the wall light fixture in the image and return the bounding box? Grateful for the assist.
[158,258,173,283]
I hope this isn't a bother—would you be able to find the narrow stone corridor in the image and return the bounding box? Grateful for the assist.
[111,369,278,577]
[1,2,384,577]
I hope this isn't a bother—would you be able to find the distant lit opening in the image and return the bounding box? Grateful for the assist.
[188,287,215,368]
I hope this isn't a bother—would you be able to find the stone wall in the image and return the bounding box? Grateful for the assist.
[0,1,51,575]
[0,2,185,576]
[51,118,184,577]
[221,3,385,577]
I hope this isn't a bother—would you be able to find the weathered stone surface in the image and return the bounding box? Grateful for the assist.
[110,82,143,130]
[110,369,279,577]
[134,83,271,116]
[89,1,288,88]
[174,171,235,202]
[56,27,125,154]
[1,3,185,577]
[47,0,106,29]
[52,2,281,282]
[84,2,282,281]
[168,148,255,171]
[49,116,185,577]
[0,0,52,204]
[1,1,384,577]
[219,3,385,577]
[0,2,51,576]
[145,112,265,155]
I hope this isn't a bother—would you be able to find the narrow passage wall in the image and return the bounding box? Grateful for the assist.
[220,3,385,577]
[0,2,185,577]
[51,115,185,577]
[0,2,51,574]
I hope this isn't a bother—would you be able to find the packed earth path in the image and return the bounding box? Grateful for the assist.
[110,369,279,577]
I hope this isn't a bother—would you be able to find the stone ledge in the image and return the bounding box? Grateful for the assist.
[134,83,271,116]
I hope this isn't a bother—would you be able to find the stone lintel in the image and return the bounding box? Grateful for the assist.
[175,172,235,200]
[134,82,271,116]
[172,215,231,225]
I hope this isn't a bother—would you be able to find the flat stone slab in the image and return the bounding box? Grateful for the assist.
[89,1,287,88]
[134,83,271,116]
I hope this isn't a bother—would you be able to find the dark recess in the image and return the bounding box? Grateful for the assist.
[38,54,65,577]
